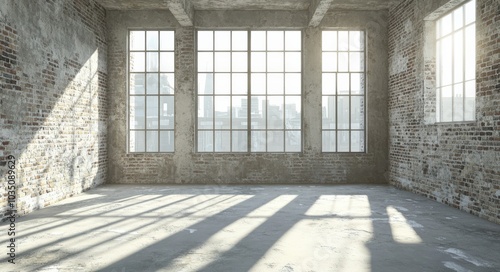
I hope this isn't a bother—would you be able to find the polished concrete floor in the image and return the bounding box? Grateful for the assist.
[1,184,499,272]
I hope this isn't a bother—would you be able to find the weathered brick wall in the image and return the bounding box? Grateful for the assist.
[0,0,107,221]
[107,10,389,184]
[388,0,500,223]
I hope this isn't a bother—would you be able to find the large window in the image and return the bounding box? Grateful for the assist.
[322,30,365,152]
[436,0,475,122]
[129,30,175,152]
[197,30,302,153]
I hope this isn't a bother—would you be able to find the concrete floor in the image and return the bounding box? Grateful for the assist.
[1,185,499,272]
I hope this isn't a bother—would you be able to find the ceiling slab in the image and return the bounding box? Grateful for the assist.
[96,0,403,11]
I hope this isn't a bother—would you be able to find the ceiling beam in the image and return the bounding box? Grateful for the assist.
[168,0,194,27]
[308,0,334,27]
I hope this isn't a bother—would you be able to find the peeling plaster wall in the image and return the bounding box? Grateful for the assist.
[107,9,389,184]
[388,0,500,223]
[0,0,108,221]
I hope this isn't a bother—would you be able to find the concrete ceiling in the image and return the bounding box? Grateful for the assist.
[96,0,402,11]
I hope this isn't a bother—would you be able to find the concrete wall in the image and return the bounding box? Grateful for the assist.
[107,9,389,184]
[0,0,108,221]
[388,0,500,223]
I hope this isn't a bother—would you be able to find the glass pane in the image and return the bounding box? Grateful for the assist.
[322,96,336,129]
[251,131,266,152]
[453,6,464,30]
[198,131,213,152]
[160,131,174,152]
[267,52,284,72]
[338,52,349,72]
[338,31,349,51]
[349,52,363,72]
[285,31,301,51]
[351,131,363,152]
[232,96,247,129]
[337,73,350,94]
[198,73,213,94]
[146,131,158,152]
[338,131,349,152]
[215,73,230,94]
[232,52,247,72]
[351,73,364,94]
[436,40,441,86]
[130,73,145,94]
[146,73,158,94]
[198,52,213,72]
[351,96,364,129]
[251,31,266,50]
[160,52,175,72]
[130,52,145,72]
[215,31,230,51]
[160,73,174,94]
[441,13,452,36]
[285,73,301,94]
[130,96,145,129]
[251,96,266,129]
[322,52,337,72]
[232,131,247,152]
[349,31,361,51]
[441,85,452,122]
[215,131,230,152]
[251,52,266,72]
[441,35,452,86]
[198,31,213,51]
[214,96,230,129]
[464,0,475,25]
[268,131,284,152]
[215,52,230,72]
[453,31,463,83]
[285,52,301,72]
[232,73,248,95]
[146,31,158,50]
[130,131,145,152]
[232,31,248,51]
[337,96,349,129]
[453,83,464,121]
[160,31,174,51]
[285,96,301,129]
[285,131,301,152]
[130,31,145,51]
[464,80,475,120]
[147,96,158,129]
[322,31,337,51]
[198,96,213,129]
[146,52,158,72]
[268,96,284,129]
[465,25,475,81]
[322,131,336,152]
[267,74,284,95]
[267,31,284,51]
[251,73,266,94]
[322,73,336,95]
[160,96,174,129]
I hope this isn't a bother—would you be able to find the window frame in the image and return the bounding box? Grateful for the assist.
[434,0,476,123]
[195,29,304,153]
[127,29,176,153]
[321,29,367,153]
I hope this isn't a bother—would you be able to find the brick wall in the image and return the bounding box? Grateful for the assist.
[0,0,108,221]
[388,0,500,223]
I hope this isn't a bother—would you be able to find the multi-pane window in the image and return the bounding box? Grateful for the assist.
[129,30,175,152]
[436,0,475,122]
[322,31,365,152]
[197,30,302,153]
